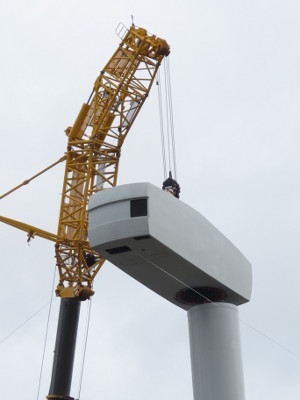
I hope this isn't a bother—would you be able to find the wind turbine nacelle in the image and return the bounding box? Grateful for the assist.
[88,183,252,310]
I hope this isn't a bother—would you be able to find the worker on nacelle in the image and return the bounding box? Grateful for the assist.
[162,172,180,198]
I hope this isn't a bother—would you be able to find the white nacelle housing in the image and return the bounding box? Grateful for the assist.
[88,182,252,310]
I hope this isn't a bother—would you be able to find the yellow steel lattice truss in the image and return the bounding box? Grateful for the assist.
[0,25,169,300]
[55,25,169,299]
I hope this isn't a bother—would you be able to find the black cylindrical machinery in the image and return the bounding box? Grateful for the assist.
[47,298,81,400]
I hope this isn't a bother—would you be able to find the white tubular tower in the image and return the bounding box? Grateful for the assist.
[188,303,245,400]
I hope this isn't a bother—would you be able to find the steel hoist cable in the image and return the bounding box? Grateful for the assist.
[157,57,178,181]
[165,57,177,180]
[157,69,167,179]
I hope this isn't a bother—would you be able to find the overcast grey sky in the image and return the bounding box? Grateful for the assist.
[1,1,300,399]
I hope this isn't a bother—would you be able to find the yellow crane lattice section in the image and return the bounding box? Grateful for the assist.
[0,24,170,300]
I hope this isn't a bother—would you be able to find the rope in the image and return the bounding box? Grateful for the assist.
[76,297,93,399]
[165,57,177,180]
[157,70,167,179]
[36,264,57,400]
[138,252,300,361]
[157,57,178,181]
[0,283,73,347]
[0,302,50,345]
[0,155,66,201]
[2,254,300,386]
[163,59,172,174]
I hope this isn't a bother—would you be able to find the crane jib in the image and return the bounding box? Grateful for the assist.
[0,25,170,301]
[55,24,170,299]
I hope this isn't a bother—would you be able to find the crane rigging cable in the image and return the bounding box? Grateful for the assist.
[76,298,92,400]
[1,251,300,363]
[166,57,177,180]
[0,156,66,201]
[36,264,57,400]
[157,58,180,198]
[156,69,167,179]
[157,57,177,181]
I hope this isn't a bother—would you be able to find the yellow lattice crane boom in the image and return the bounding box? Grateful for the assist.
[0,24,170,300]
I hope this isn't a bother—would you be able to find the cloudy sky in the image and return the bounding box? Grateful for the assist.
[0,1,300,399]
